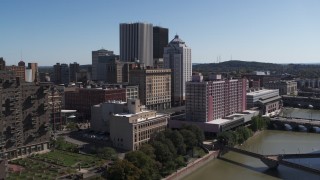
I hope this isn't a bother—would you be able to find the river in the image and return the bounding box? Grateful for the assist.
[183,108,320,180]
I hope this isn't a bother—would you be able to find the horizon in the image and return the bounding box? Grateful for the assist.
[1,0,320,66]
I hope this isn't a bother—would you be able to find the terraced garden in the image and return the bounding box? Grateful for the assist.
[8,150,106,179]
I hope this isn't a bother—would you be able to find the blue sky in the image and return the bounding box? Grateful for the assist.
[1,0,320,66]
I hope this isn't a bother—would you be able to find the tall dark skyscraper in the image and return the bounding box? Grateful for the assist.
[69,62,80,82]
[120,22,153,67]
[153,26,168,59]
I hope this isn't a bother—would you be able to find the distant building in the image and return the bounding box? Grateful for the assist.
[129,67,171,110]
[64,87,126,119]
[91,49,119,81]
[0,57,5,70]
[6,65,25,81]
[105,59,131,83]
[53,63,70,85]
[0,67,50,159]
[243,74,280,88]
[69,62,80,83]
[18,61,25,67]
[120,22,153,67]
[164,35,192,106]
[247,89,282,116]
[76,69,91,83]
[110,99,169,150]
[27,63,38,83]
[264,80,298,96]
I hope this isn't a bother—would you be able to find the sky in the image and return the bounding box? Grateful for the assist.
[1,0,320,66]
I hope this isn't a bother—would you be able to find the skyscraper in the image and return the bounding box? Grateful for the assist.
[0,57,5,70]
[153,26,168,59]
[53,63,70,85]
[120,22,153,67]
[163,35,192,106]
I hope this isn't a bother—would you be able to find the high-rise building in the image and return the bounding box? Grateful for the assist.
[18,61,25,67]
[185,74,247,122]
[264,80,298,96]
[91,49,119,81]
[153,26,168,59]
[0,67,51,159]
[69,62,79,83]
[164,35,192,106]
[105,59,132,83]
[129,66,171,110]
[53,63,70,85]
[27,63,38,83]
[120,22,153,67]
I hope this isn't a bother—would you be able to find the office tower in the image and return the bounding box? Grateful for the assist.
[120,22,153,67]
[185,75,247,122]
[0,67,51,159]
[91,49,119,81]
[153,26,168,59]
[0,58,5,70]
[69,62,79,83]
[27,63,38,83]
[164,35,192,106]
[53,63,70,85]
[129,66,171,110]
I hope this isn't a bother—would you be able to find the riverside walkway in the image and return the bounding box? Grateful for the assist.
[222,146,320,175]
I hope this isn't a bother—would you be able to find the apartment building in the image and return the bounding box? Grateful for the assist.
[264,80,298,95]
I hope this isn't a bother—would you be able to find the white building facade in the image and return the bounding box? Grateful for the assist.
[163,35,192,106]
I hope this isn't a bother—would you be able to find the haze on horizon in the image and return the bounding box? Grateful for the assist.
[1,0,320,66]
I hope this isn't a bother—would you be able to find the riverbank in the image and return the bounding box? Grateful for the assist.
[164,150,219,180]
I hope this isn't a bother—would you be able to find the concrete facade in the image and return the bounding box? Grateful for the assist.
[91,49,117,81]
[110,99,169,151]
[164,35,192,106]
[264,80,298,95]
[129,67,171,110]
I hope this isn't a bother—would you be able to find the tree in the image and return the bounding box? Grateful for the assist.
[182,125,205,144]
[125,151,160,180]
[139,144,156,159]
[180,129,197,149]
[151,141,174,164]
[107,160,142,180]
[96,147,117,160]
[168,130,186,155]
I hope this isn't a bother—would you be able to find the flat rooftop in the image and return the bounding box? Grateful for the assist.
[247,89,278,96]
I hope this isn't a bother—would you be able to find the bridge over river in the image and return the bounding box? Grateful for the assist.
[270,117,320,130]
[222,146,320,175]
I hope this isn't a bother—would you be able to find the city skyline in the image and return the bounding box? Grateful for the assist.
[1,0,320,66]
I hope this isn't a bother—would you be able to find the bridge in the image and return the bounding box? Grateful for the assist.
[221,146,320,175]
[270,117,320,131]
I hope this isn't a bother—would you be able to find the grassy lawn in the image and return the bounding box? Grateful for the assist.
[7,158,74,180]
[32,150,105,168]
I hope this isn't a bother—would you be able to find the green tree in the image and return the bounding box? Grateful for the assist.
[151,141,174,164]
[96,147,117,160]
[182,125,205,144]
[125,151,160,180]
[168,130,186,155]
[139,144,156,159]
[107,160,142,180]
[180,129,197,149]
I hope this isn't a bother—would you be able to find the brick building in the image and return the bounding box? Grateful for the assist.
[64,87,126,119]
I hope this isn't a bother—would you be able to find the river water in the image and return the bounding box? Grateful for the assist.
[183,108,320,180]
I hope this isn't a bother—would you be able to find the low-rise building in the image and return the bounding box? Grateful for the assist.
[264,80,298,95]
[247,89,282,116]
[109,99,169,151]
